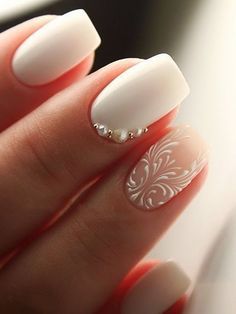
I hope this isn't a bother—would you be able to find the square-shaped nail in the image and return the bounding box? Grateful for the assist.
[12,9,101,85]
[91,54,190,143]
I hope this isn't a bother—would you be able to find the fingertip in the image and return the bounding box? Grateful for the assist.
[0,13,98,129]
[11,10,100,86]
[121,261,191,314]
[99,260,190,314]
[164,294,188,314]
[98,261,158,314]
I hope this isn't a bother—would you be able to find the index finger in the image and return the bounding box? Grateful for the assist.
[0,10,100,130]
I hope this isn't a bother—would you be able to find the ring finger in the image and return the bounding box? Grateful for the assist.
[0,125,208,313]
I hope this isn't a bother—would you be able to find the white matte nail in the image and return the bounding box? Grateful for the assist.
[12,9,101,85]
[121,261,191,314]
[91,54,189,143]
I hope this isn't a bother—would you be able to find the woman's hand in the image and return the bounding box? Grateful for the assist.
[0,10,208,314]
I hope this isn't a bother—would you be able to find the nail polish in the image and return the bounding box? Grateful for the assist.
[121,261,191,314]
[91,54,189,143]
[12,9,101,85]
[126,125,208,210]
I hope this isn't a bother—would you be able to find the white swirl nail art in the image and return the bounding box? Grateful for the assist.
[126,126,208,210]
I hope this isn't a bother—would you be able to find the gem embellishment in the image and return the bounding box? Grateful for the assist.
[94,123,109,137]
[93,123,148,143]
[132,128,144,138]
[112,129,129,143]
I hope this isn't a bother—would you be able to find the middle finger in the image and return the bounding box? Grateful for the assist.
[0,55,188,257]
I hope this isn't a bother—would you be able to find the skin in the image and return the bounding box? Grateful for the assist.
[0,16,207,313]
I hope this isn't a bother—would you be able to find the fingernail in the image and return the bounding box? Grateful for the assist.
[126,125,208,210]
[121,261,191,314]
[12,9,101,86]
[91,54,189,143]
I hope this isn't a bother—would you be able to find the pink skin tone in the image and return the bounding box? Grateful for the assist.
[0,15,208,314]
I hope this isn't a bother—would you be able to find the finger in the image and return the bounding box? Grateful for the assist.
[99,260,158,313]
[120,261,190,314]
[0,9,99,130]
[100,260,190,314]
[0,126,208,313]
[0,54,185,256]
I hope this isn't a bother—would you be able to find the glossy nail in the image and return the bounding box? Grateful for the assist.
[126,125,208,210]
[122,261,191,314]
[91,54,189,143]
[12,9,101,85]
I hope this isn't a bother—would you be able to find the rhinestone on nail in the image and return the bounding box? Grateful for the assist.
[112,129,129,143]
[108,129,113,138]
[94,123,109,137]
[131,128,143,137]
[93,124,148,143]
[128,131,134,139]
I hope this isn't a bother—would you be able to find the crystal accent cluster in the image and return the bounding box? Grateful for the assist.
[93,123,148,143]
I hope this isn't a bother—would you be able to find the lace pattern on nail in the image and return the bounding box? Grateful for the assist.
[126,126,208,210]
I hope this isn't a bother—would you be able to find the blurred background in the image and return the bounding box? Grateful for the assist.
[1,1,236,313]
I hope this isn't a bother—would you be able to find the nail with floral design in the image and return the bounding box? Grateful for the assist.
[125,125,208,210]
